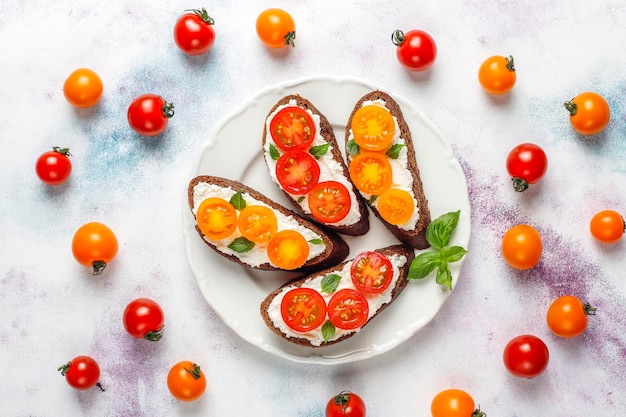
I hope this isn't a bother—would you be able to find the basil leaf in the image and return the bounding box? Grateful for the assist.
[441,245,468,263]
[426,210,460,250]
[322,321,336,342]
[435,264,453,290]
[269,143,281,161]
[309,143,331,159]
[369,195,378,204]
[227,237,255,253]
[229,190,247,211]
[308,238,324,245]
[407,251,442,279]
[346,139,360,155]
[297,196,305,204]
[321,273,342,293]
[386,143,406,159]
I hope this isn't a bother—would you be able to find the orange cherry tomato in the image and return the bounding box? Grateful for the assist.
[564,92,610,135]
[501,224,542,270]
[351,105,395,152]
[547,295,596,338]
[270,106,316,151]
[431,389,484,417]
[589,209,624,243]
[267,230,310,270]
[63,68,103,108]
[256,8,296,48]
[280,287,327,332]
[196,198,238,241]
[377,188,415,225]
[167,361,207,402]
[307,181,352,224]
[71,222,118,275]
[478,55,516,95]
[349,152,393,195]
[237,205,278,243]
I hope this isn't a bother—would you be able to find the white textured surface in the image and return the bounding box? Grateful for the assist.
[1,0,625,415]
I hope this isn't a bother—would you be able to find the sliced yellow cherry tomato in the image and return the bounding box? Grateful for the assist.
[267,230,310,270]
[377,188,415,225]
[196,198,237,240]
[237,205,278,243]
[351,105,395,152]
[349,152,393,195]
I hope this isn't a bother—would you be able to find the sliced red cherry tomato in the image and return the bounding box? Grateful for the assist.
[270,106,316,151]
[351,105,395,152]
[280,287,327,332]
[377,188,415,225]
[267,230,310,270]
[349,152,393,195]
[308,181,351,224]
[328,289,369,330]
[350,251,394,295]
[196,197,238,240]
[275,150,320,195]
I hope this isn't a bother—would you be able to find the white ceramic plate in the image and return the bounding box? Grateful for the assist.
[182,76,471,364]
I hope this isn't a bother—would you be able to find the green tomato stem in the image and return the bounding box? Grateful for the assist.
[563,99,578,116]
[92,261,107,275]
[284,31,296,47]
[583,303,597,316]
[143,326,164,341]
[506,55,516,72]
[512,177,529,192]
[391,29,405,46]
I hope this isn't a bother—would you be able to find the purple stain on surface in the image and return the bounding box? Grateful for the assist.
[460,156,626,382]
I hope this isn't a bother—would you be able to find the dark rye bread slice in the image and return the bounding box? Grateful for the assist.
[346,90,431,249]
[262,94,369,236]
[260,244,415,347]
[188,175,349,273]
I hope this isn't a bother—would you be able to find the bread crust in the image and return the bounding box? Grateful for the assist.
[262,95,370,236]
[345,91,431,249]
[260,244,415,347]
[188,175,350,273]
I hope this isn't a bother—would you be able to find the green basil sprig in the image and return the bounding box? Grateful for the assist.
[228,236,255,253]
[229,190,247,210]
[269,143,281,161]
[407,210,467,290]
[309,142,331,159]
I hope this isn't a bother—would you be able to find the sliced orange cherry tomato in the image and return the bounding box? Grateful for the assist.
[351,105,395,152]
[280,287,326,332]
[237,205,278,243]
[196,198,237,241]
[589,209,624,243]
[270,106,316,151]
[267,230,310,270]
[275,150,320,195]
[350,251,393,295]
[328,289,369,330]
[377,188,415,225]
[307,181,351,224]
[349,152,393,195]
[564,92,610,135]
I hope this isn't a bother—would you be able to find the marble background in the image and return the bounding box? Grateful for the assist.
[1,0,625,415]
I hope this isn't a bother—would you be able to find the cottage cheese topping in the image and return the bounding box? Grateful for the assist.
[263,100,363,227]
[192,182,326,268]
[347,99,420,231]
[267,253,408,346]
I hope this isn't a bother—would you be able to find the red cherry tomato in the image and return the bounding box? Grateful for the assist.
[503,334,549,378]
[326,391,366,417]
[127,94,174,137]
[58,355,102,390]
[392,29,437,71]
[270,106,316,151]
[308,181,351,224]
[173,8,215,56]
[123,298,165,341]
[506,143,548,192]
[35,147,72,186]
[350,251,393,295]
[275,150,320,195]
[328,289,369,330]
[280,287,327,332]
